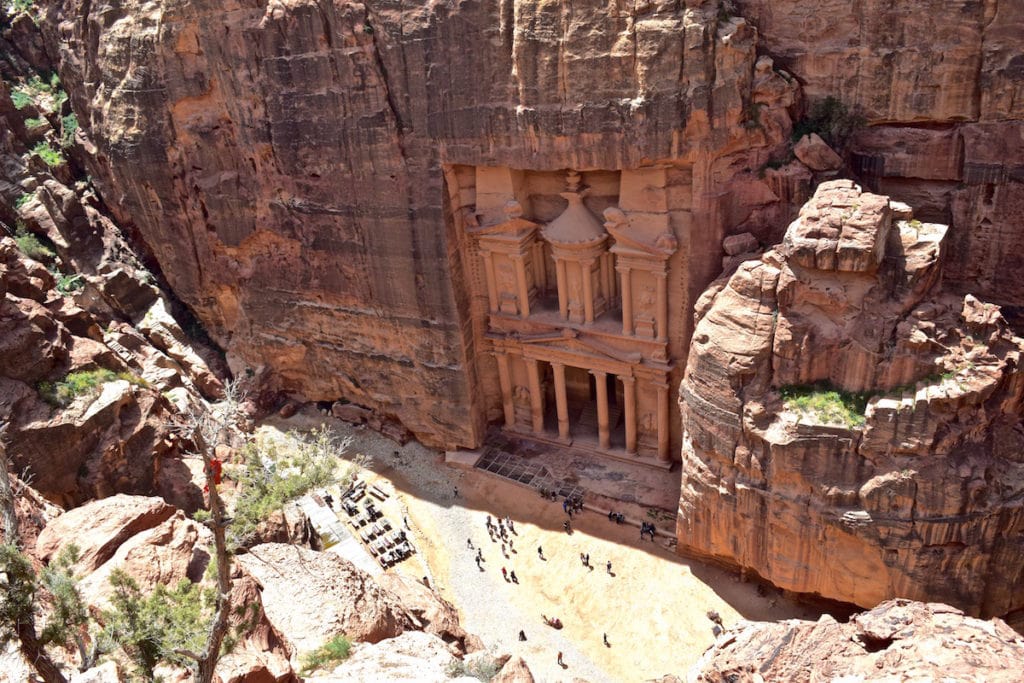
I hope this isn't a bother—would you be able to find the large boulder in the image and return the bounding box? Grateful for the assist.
[688,599,1024,683]
[678,181,1024,620]
[35,494,175,571]
[237,544,415,653]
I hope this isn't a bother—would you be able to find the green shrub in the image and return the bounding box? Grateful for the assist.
[13,223,54,260]
[55,272,83,294]
[444,655,501,681]
[23,116,44,128]
[791,96,865,150]
[38,368,149,407]
[14,192,32,209]
[10,74,66,113]
[301,634,352,674]
[60,112,78,147]
[32,141,65,167]
[780,384,868,428]
[230,427,358,547]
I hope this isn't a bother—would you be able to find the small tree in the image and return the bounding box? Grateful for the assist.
[0,421,70,683]
[168,380,247,683]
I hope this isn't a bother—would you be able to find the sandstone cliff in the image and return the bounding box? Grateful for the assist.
[736,0,1024,312]
[689,599,1024,683]
[38,0,821,448]
[678,180,1024,621]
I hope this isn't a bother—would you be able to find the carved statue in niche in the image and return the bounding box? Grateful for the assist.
[639,284,656,309]
[640,412,656,433]
[498,262,516,292]
[514,385,530,405]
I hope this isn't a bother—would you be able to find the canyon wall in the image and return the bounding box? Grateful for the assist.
[41,0,812,447]
[736,0,1024,310]
[677,180,1024,621]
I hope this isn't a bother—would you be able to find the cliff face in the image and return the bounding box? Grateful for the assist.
[678,180,1024,620]
[736,0,1024,309]
[41,0,813,447]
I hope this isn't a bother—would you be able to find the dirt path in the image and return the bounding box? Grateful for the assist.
[261,412,822,681]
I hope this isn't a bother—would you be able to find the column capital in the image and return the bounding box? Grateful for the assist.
[589,369,608,378]
[620,374,636,385]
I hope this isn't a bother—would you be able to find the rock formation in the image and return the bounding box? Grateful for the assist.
[688,599,1024,683]
[735,0,1024,310]
[678,180,1024,620]
[38,0,821,450]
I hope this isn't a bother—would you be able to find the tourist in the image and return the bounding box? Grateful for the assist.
[557,651,564,667]
[519,630,527,641]
[486,514,492,527]
[453,486,459,498]
[608,509,614,521]
[475,556,482,570]
[648,523,656,540]
[606,560,612,574]
[467,538,473,549]
[583,553,590,567]
[510,570,518,583]
[537,546,544,559]
[603,632,610,647]
[563,520,571,534]
[476,549,483,562]
[502,567,508,581]
[403,516,410,529]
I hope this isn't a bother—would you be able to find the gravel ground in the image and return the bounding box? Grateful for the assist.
[260,409,822,682]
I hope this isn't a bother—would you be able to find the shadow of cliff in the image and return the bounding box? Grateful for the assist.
[260,410,849,626]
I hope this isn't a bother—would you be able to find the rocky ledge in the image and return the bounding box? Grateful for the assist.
[677,179,1024,622]
[689,599,1024,683]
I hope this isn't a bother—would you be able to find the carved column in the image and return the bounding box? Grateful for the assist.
[622,375,637,454]
[552,361,570,441]
[656,382,670,461]
[513,254,531,317]
[655,272,668,342]
[483,251,499,313]
[618,266,633,336]
[582,259,596,323]
[527,359,544,434]
[593,370,610,449]
[556,260,569,320]
[495,352,515,428]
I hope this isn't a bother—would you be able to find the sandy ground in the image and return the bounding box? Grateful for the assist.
[261,411,824,682]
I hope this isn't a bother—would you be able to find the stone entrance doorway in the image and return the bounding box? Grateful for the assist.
[541,363,627,451]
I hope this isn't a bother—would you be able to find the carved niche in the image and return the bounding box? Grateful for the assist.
[470,200,540,318]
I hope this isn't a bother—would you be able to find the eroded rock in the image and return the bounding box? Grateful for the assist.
[688,599,1024,683]
[678,181,1024,619]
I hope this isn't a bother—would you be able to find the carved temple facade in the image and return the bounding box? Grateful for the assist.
[446,164,709,465]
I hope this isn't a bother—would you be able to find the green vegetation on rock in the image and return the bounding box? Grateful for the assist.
[32,141,65,167]
[780,384,868,428]
[230,426,361,547]
[38,368,149,407]
[791,96,865,150]
[12,223,54,260]
[301,634,352,674]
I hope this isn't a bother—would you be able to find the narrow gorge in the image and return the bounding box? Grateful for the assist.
[1,0,1023,680]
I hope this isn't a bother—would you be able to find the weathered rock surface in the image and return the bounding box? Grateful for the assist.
[734,1,1024,313]
[376,572,482,655]
[237,543,415,653]
[792,133,842,172]
[0,37,224,509]
[688,599,1024,683]
[308,631,459,682]
[40,0,818,449]
[35,493,175,571]
[678,180,1024,619]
